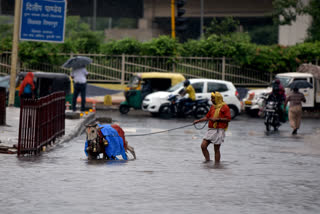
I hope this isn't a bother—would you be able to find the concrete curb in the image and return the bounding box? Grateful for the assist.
[59,113,96,144]
[0,110,97,155]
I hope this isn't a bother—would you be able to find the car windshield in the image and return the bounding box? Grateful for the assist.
[0,76,10,88]
[167,82,184,92]
[128,75,141,87]
[275,76,292,88]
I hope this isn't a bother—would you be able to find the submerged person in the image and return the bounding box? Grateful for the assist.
[284,87,306,135]
[19,72,35,99]
[193,92,231,162]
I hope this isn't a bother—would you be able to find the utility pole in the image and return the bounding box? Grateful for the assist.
[171,0,176,39]
[200,0,204,38]
[8,0,21,106]
[93,0,97,31]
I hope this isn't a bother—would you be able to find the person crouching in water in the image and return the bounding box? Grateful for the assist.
[193,92,231,162]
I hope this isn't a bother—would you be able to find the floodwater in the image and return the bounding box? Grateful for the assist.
[1,111,320,214]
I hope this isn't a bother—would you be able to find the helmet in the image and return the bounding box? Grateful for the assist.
[184,79,190,87]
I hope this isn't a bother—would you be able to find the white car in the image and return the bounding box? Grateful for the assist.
[142,78,241,119]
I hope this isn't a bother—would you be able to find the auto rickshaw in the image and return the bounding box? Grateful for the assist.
[119,72,185,114]
[14,72,73,107]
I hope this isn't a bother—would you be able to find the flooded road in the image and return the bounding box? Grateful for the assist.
[1,111,320,214]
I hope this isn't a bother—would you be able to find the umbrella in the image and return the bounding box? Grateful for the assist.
[288,80,313,89]
[62,56,92,69]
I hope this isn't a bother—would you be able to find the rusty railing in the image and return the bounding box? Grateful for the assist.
[18,92,65,156]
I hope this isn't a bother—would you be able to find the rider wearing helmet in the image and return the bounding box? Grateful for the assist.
[178,79,196,113]
[267,79,286,123]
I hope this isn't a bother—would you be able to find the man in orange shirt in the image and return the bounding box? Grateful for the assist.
[194,92,231,162]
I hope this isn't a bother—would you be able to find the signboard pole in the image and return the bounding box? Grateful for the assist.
[171,0,176,39]
[8,0,22,106]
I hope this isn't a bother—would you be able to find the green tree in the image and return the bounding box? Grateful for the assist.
[272,0,320,41]
[204,17,240,38]
[272,0,305,25]
[305,0,320,41]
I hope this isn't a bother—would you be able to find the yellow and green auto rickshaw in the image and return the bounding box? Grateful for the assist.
[119,72,185,114]
[14,72,73,107]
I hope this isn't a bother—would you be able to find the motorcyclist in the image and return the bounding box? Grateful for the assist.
[272,79,286,101]
[178,79,196,114]
[266,80,286,123]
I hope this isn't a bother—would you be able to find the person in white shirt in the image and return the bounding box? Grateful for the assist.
[71,67,88,112]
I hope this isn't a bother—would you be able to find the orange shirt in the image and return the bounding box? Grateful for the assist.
[206,105,231,129]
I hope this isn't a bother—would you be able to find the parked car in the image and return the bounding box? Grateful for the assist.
[142,78,241,119]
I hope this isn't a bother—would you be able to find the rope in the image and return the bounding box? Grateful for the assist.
[126,121,208,137]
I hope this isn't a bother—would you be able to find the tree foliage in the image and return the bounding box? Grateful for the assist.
[0,15,319,74]
[305,0,320,41]
[273,0,320,41]
[272,0,305,25]
[204,17,240,38]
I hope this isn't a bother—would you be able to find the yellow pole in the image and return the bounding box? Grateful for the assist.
[171,0,176,39]
[8,0,22,106]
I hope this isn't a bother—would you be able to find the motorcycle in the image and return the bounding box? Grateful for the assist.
[264,99,281,132]
[159,94,210,119]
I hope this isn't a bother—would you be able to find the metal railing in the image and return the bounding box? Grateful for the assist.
[18,92,65,156]
[3,52,318,86]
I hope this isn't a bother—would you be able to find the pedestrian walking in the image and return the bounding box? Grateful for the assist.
[284,87,306,135]
[19,72,35,99]
[193,92,231,162]
[71,66,88,112]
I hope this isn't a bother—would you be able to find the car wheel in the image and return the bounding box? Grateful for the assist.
[150,112,159,117]
[119,105,130,114]
[159,104,172,119]
[228,105,239,119]
[194,105,209,119]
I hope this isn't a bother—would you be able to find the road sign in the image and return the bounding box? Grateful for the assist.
[20,0,67,43]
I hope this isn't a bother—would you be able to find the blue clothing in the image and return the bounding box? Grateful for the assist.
[84,124,127,160]
[24,84,32,94]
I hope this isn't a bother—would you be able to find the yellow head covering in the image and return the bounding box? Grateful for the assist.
[214,92,226,109]
[213,92,228,129]
[211,92,215,97]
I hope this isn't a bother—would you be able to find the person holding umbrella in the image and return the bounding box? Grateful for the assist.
[71,66,89,112]
[62,56,92,112]
[284,83,307,135]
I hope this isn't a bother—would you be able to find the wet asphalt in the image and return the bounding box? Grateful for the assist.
[0,110,319,214]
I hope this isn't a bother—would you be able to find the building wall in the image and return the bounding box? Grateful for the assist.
[108,0,274,41]
[145,0,273,18]
[278,0,311,46]
[278,14,312,46]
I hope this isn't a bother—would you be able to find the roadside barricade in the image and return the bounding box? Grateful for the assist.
[0,87,5,125]
[18,91,65,156]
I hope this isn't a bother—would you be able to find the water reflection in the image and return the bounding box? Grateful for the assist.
[0,113,320,214]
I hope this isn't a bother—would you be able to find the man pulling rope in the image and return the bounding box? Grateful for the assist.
[193,92,231,163]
